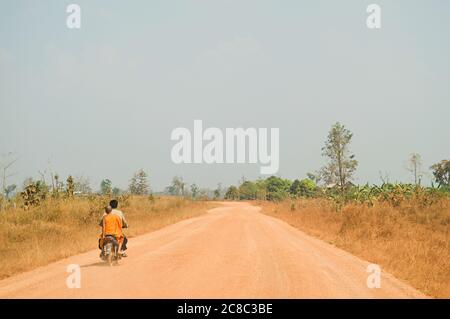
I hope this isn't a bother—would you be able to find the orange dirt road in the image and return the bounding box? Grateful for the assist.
[0,202,426,298]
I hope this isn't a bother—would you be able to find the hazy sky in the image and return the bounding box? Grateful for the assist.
[1,0,449,191]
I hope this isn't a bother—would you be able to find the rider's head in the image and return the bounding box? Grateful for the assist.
[105,206,112,214]
[109,199,118,209]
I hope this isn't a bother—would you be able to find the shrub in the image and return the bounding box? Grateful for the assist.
[20,181,48,209]
[290,178,317,197]
[225,186,239,200]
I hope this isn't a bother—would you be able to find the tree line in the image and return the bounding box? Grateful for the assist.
[223,122,450,202]
[1,122,449,208]
[0,168,151,210]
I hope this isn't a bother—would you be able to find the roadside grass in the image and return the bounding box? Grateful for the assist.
[0,196,215,279]
[259,197,450,298]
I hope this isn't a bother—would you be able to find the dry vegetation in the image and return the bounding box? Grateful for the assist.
[259,197,450,298]
[0,196,215,279]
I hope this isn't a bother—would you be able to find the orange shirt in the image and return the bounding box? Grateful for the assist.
[102,213,123,238]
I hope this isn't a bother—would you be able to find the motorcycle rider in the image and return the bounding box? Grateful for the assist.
[98,199,129,257]
[100,205,124,257]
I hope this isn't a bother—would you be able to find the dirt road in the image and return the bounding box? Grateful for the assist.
[0,202,426,298]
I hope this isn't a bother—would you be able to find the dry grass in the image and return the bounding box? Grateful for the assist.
[259,198,450,298]
[0,196,215,279]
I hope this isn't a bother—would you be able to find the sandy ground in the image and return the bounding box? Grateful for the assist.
[0,202,426,298]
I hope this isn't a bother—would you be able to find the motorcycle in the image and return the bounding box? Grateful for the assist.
[100,235,121,266]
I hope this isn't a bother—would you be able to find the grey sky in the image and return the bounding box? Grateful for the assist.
[1,0,449,191]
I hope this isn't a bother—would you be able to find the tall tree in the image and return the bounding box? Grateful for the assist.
[406,153,423,185]
[129,169,150,195]
[320,122,358,194]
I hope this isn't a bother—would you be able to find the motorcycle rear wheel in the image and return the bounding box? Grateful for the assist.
[107,253,113,266]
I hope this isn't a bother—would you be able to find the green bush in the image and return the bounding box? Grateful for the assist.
[238,181,258,200]
[290,178,317,197]
[225,186,239,200]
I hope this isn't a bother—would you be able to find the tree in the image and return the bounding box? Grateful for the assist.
[197,188,209,200]
[225,186,239,200]
[100,179,112,195]
[1,153,18,205]
[255,179,268,200]
[166,176,186,196]
[290,178,316,197]
[66,175,75,198]
[290,179,301,196]
[4,184,17,199]
[74,175,92,194]
[129,169,150,195]
[406,153,423,185]
[50,173,64,197]
[213,183,222,200]
[430,159,450,187]
[190,183,199,199]
[20,180,48,209]
[320,122,358,194]
[265,176,291,201]
[238,181,257,200]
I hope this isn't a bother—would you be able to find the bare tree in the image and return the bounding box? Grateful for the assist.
[50,173,64,197]
[74,175,92,194]
[1,153,18,209]
[406,153,423,185]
